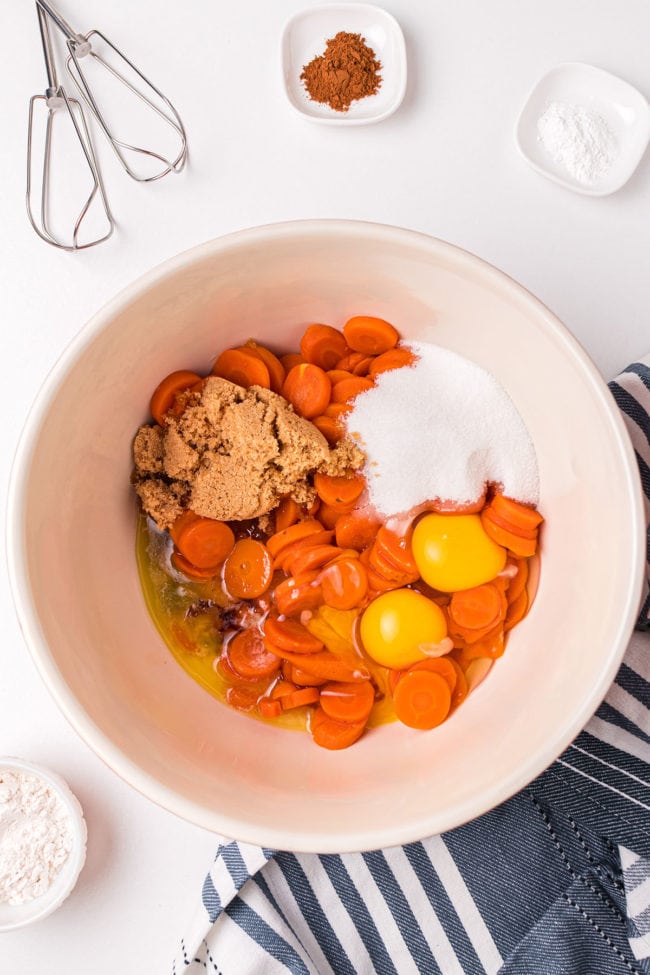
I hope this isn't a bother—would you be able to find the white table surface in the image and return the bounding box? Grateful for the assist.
[2,1,649,970]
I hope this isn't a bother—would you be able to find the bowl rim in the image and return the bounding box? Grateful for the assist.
[0,757,87,930]
[6,219,646,852]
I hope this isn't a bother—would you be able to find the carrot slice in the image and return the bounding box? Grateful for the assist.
[331,377,374,403]
[212,348,270,389]
[425,495,486,515]
[448,582,505,631]
[227,629,281,680]
[169,509,200,546]
[324,402,353,419]
[280,353,304,372]
[504,589,529,631]
[223,539,272,599]
[336,351,368,372]
[274,530,335,572]
[281,687,320,710]
[506,559,529,604]
[312,415,344,445]
[171,550,220,581]
[368,348,416,376]
[273,571,322,616]
[259,699,282,719]
[291,667,329,687]
[326,369,356,385]
[270,680,297,700]
[317,502,347,530]
[225,686,260,711]
[150,370,203,426]
[266,519,323,558]
[285,544,343,578]
[300,324,348,371]
[335,512,381,551]
[174,517,235,569]
[343,316,399,355]
[310,707,366,750]
[320,681,374,724]
[447,658,469,708]
[320,558,368,610]
[274,497,301,533]
[481,506,538,540]
[351,356,374,376]
[243,341,286,393]
[265,647,370,683]
[392,670,451,730]
[409,657,458,692]
[264,616,324,654]
[490,494,543,533]
[314,472,365,509]
[481,512,537,558]
[283,363,331,419]
[373,525,419,577]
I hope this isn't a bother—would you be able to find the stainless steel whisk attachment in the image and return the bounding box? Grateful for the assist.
[27,4,114,250]
[27,0,188,250]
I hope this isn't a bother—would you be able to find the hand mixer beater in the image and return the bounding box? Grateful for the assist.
[27,0,188,249]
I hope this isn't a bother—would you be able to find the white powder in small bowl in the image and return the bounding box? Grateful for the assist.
[346,341,539,517]
[536,100,617,185]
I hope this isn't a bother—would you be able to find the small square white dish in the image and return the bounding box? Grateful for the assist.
[281,3,407,125]
[515,62,650,196]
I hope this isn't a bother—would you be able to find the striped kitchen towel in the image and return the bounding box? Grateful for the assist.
[174,360,650,975]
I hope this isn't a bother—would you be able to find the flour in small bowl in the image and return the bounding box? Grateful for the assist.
[537,100,617,184]
[0,768,74,905]
[346,341,539,517]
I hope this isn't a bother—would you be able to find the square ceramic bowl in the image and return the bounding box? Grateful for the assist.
[515,62,650,196]
[281,3,407,124]
[7,221,645,853]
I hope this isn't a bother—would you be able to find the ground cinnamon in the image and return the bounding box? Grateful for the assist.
[301,31,382,112]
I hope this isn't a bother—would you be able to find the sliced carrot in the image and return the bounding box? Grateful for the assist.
[506,558,529,604]
[392,670,451,730]
[242,341,286,393]
[409,657,458,692]
[274,529,335,572]
[270,680,297,700]
[285,544,343,578]
[312,415,344,445]
[259,699,282,719]
[291,666,328,687]
[320,680,374,724]
[351,356,374,376]
[368,544,418,585]
[360,550,402,593]
[227,629,281,680]
[324,401,353,418]
[336,351,368,373]
[300,324,348,371]
[326,369,356,385]
[273,571,322,616]
[448,582,505,631]
[212,348,270,389]
[320,558,368,610]
[266,519,323,559]
[150,370,203,426]
[169,509,200,546]
[317,502,347,530]
[280,353,304,372]
[307,497,321,517]
[273,497,300,533]
[373,525,419,577]
[264,616,324,654]
[281,687,320,710]
[283,363,331,419]
[335,511,381,551]
[331,377,374,403]
[343,316,399,355]
[310,707,366,750]
[425,494,486,515]
[226,685,260,711]
[481,512,537,558]
[505,589,529,631]
[174,517,235,569]
[265,648,370,683]
[490,494,543,533]
[171,550,220,581]
[447,658,469,709]
[480,506,538,540]
[455,626,505,663]
[314,472,365,509]
[223,538,272,599]
[368,347,417,376]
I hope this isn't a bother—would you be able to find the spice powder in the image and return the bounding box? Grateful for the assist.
[301,31,382,112]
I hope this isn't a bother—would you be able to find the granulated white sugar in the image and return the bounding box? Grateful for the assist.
[346,341,539,517]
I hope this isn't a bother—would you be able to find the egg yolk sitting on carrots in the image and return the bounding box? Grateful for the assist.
[360,589,448,669]
[412,513,506,592]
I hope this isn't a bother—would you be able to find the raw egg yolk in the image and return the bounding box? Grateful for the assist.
[412,513,506,592]
[359,589,448,669]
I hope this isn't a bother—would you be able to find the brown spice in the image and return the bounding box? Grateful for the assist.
[132,377,364,530]
[301,31,382,112]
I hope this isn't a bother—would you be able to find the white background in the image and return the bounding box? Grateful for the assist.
[1,1,649,971]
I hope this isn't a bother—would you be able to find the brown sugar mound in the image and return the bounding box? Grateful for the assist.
[300,31,382,113]
[133,377,364,530]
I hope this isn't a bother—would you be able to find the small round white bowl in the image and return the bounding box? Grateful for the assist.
[0,758,87,931]
[281,3,407,125]
[515,62,650,196]
[7,220,645,853]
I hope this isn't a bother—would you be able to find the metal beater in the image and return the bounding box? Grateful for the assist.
[36,0,188,182]
[27,3,114,250]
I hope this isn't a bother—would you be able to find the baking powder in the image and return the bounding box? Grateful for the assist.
[346,341,539,517]
[0,768,73,904]
[537,100,617,184]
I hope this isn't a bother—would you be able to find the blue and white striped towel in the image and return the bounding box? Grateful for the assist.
[175,360,650,975]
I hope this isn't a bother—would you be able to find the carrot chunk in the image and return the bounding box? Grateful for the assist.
[320,681,374,724]
[174,516,235,569]
[343,316,399,355]
[212,348,271,389]
[150,370,202,426]
[310,706,367,750]
[300,324,349,371]
[223,539,272,599]
[283,363,331,419]
[314,472,365,509]
[264,616,324,654]
[392,670,451,730]
[227,630,281,680]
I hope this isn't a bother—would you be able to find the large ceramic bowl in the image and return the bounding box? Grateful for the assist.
[7,221,644,852]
